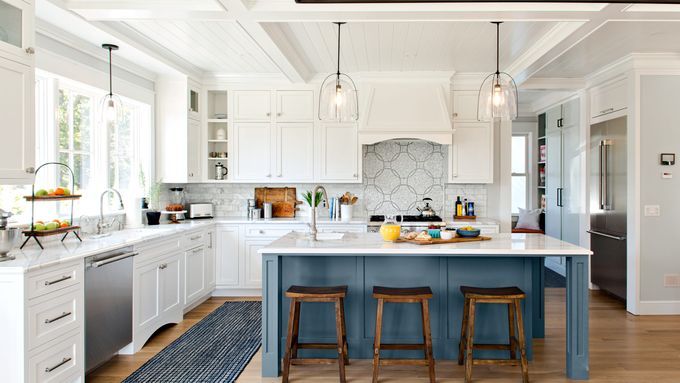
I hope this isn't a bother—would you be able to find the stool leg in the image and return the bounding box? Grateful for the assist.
[291,300,301,359]
[282,298,298,383]
[421,299,436,383]
[334,298,347,383]
[464,299,476,383]
[458,297,470,365]
[339,297,349,366]
[372,298,384,383]
[514,299,530,383]
[508,302,517,360]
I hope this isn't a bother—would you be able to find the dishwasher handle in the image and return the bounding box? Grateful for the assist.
[91,252,138,268]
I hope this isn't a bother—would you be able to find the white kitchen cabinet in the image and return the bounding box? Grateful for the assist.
[160,254,182,316]
[243,238,269,288]
[451,90,479,122]
[274,123,314,182]
[206,229,216,289]
[449,122,494,183]
[590,79,627,122]
[233,90,272,122]
[183,246,206,309]
[0,54,34,183]
[134,260,161,333]
[188,82,200,121]
[317,122,360,182]
[276,90,314,122]
[0,0,35,65]
[187,118,202,182]
[232,123,272,181]
[216,225,240,288]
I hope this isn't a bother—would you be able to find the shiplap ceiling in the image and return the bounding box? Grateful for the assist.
[123,20,280,74]
[271,21,557,73]
[535,21,680,78]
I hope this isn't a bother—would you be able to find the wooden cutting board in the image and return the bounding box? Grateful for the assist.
[254,187,302,218]
[395,236,492,245]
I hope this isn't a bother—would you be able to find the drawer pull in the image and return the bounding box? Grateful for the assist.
[44,275,72,286]
[45,357,71,373]
[259,230,265,234]
[44,311,72,324]
[190,235,201,241]
[193,248,202,254]
[159,263,168,270]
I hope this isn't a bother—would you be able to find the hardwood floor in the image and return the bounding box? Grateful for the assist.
[88,290,680,383]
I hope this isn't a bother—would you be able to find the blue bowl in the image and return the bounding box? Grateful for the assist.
[427,229,441,239]
[456,228,481,238]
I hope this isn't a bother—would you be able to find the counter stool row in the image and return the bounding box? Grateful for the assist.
[281,284,529,383]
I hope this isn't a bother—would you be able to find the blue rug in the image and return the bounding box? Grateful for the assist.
[124,301,261,383]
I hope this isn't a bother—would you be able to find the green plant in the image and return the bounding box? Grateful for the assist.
[148,179,163,211]
[302,190,324,207]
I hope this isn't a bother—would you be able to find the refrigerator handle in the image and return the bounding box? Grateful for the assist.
[587,230,626,241]
[602,140,612,210]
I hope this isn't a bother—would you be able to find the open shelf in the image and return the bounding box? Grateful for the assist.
[208,157,228,161]
[208,139,228,143]
[207,119,229,123]
[24,194,82,201]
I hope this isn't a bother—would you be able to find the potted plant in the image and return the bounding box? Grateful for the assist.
[302,190,324,220]
[146,179,162,225]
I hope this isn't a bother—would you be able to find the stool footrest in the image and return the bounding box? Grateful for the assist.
[291,358,340,365]
[380,359,431,366]
[297,343,339,350]
[380,343,425,351]
[473,358,521,366]
[473,343,514,351]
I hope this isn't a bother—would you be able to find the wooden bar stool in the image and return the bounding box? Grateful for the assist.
[282,285,349,383]
[457,286,529,383]
[372,286,436,383]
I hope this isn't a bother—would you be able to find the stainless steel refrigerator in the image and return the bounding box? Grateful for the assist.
[589,116,627,300]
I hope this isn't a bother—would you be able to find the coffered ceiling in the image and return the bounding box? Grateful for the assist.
[39,0,680,84]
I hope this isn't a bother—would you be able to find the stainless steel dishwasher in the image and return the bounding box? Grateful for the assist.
[85,246,137,372]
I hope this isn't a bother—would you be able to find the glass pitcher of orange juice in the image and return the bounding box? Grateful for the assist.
[379,215,403,241]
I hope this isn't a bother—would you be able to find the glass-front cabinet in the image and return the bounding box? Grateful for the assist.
[0,0,34,64]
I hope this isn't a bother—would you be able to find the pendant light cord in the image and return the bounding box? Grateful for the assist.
[108,47,113,97]
[494,21,501,76]
[336,22,341,77]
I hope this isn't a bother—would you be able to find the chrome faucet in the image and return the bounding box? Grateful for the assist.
[309,185,329,241]
[97,188,125,235]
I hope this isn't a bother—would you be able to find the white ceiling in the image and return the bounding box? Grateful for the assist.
[271,21,556,73]
[535,21,680,78]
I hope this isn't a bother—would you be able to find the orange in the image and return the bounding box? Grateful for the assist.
[54,187,65,195]
[60,222,69,228]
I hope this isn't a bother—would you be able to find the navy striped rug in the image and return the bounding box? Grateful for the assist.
[124,301,261,383]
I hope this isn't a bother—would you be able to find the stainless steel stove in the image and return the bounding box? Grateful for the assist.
[367,214,446,232]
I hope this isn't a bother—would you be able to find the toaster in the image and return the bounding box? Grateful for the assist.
[187,203,214,219]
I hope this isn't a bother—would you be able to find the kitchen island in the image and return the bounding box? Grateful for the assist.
[259,232,592,380]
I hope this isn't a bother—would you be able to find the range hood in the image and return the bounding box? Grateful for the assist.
[359,82,453,145]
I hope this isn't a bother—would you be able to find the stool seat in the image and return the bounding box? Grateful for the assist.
[373,286,433,299]
[460,286,525,299]
[286,285,347,298]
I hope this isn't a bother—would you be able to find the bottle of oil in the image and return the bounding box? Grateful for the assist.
[455,196,463,217]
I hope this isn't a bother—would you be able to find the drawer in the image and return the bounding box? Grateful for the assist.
[135,237,181,266]
[28,287,83,350]
[245,225,306,239]
[317,225,367,233]
[183,230,206,249]
[27,262,83,300]
[28,331,83,383]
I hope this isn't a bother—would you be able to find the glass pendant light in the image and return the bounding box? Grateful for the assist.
[319,22,358,122]
[477,22,518,121]
[101,43,122,125]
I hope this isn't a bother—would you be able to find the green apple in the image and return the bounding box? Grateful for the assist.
[45,222,59,231]
[35,189,48,197]
[33,223,46,231]
[62,188,71,196]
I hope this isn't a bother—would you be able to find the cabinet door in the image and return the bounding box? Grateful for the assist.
[561,98,579,128]
[452,91,479,122]
[188,84,200,121]
[187,118,201,182]
[184,247,206,307]
[544,126,562,240]
[318,123,359,182]
[205,230,216,289]
[134,261,160,330]
[0,0,35,65]
[545,105,561,131]
[0,56,34,182]
[233,123,272,181]
[243,239,270,288]
[216,225,240,287]
[159,254,182,316]
[276,90,313,122]
[275,123,313,182]
[234,90,271,122]
[560,121,581,246]
[449,122,493,183]
[590,80,627,120]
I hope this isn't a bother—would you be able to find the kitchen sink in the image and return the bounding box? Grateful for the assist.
[315,232,345,241]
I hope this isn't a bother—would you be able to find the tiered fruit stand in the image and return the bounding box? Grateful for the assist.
[21,162,82,249]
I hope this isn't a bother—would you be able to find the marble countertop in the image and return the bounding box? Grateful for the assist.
[259,232,592,256]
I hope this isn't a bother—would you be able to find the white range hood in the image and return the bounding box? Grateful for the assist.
[359,81,453,145]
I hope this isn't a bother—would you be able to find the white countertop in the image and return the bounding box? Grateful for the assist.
[259,232,591,256]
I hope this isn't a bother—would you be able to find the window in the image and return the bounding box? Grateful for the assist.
[511,134,529,214]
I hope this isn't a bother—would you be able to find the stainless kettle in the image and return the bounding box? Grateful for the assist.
[416,197,437,218]
[215,162,228,180]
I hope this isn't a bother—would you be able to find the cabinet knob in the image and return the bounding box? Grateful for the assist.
[453,112,458,117]
[353,173,358,178]
[25,167,35,174]
[266,112,271,117]
[25,47,35,55]
[259,230,265,234]
[266,174,271,178]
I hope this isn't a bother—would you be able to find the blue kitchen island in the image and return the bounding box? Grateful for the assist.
[259,232,592,380]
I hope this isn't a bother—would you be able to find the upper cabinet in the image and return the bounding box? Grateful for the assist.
[317,123,360,183]
[276,90,314,122]
[188,83,200,121]
[233,90,271,122]
[590,79,627,123]
[232,123,272,181]
[451,90,479,122]
[274,123,314,182]
[0,0,35,184]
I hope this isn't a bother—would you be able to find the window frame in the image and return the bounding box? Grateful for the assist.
[511,133,531,215]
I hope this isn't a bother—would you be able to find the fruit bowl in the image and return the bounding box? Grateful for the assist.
[456,228,481,238]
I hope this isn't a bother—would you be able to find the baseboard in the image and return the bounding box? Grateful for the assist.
[544,259,566,276]
[636,300,680,315]
[213,288,262,297]
[183,292,214,314]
